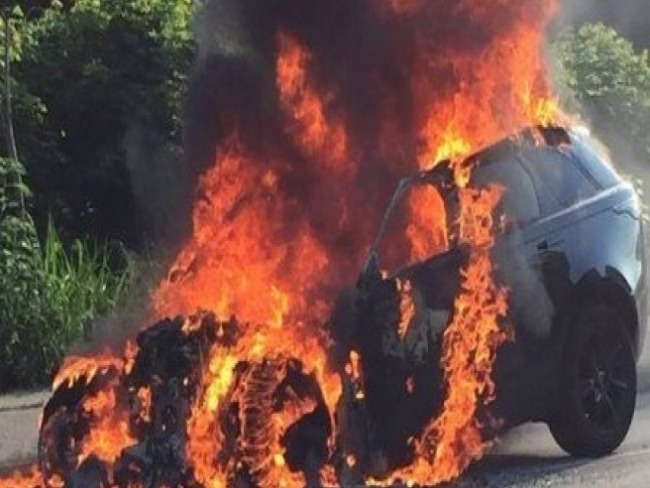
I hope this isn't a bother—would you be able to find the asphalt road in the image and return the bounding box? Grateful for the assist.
[464,338,650,488]
[468,391,650,488]
[3,394,649,486]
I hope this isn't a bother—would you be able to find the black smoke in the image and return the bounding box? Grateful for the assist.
[181,0,553,267]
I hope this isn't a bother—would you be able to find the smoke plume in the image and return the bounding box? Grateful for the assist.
[164,0,557,321]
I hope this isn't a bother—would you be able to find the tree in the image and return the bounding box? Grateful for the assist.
[0,0,192,389]
[1,8,18,161]
[1,4,58,390]
[554,23,650,159]
[1,5,25,219]
[11,0,195,248]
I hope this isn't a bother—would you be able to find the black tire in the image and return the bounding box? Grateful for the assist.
[549,304,637,457]
[38,367,120,485]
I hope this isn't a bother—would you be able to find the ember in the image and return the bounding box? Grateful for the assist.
[0,0,562,486]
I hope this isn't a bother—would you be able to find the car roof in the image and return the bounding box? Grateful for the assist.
[464,125,621,188]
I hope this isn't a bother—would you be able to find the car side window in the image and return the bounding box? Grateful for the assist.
[520,147,598,212]
[472,156,540,227]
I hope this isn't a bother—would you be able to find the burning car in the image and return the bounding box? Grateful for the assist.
[34,125,647,487]
[331,124,647,478]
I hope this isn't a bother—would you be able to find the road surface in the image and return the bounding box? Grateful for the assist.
[2,390,650,486]
[458,335,650,488]
[466,391,650,487]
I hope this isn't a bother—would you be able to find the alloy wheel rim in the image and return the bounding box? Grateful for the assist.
[578,328,632,431]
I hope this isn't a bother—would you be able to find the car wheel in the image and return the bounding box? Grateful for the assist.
[549,303,637,457]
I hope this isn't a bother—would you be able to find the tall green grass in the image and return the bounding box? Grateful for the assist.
[41,219,136,343]
[2,157,136,390]
[0,216,136,391]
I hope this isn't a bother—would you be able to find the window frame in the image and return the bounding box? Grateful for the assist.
[568,134,620,189]
[516,145,600,218]
[471,151,543,229]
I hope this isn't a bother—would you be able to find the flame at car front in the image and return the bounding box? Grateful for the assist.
[0,1,562,486]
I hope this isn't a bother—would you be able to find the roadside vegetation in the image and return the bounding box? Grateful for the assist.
[0,0,191,392]
[554,23,650,161]
[0,156,135,390]
[1,2,650,390]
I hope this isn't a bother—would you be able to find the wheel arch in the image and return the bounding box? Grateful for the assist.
[554,267,640,357]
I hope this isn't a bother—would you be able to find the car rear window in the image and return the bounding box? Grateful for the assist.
[520,146,598,212]
[569,135,620,188]
[472,155,541,226]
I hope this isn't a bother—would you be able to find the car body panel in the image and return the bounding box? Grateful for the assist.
[339,126,648,463]
[500,180,645,342]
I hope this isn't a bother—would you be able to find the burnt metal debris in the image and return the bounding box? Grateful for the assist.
[38,249,461,488]
[331,274,453,480]
[38,284,452,487]
[38,314,332,488]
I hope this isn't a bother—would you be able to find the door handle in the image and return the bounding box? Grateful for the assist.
[537,239,563,252]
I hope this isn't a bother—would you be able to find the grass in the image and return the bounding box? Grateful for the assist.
[0,214,136,391]
[41,218,136,342]
[1,157,137,390]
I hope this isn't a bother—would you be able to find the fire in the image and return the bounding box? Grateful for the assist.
[52,352,123,391]
[79,386,136,466]
[135,387,152,423]
[345,350,365,401]
[405,185,449,264]
[0,468,61,488]
[153,141,333,329]
[397,279,416,339]
[276,32,350,174]
[152,35,347,486]
[0,0,564,487]
[523,85,562,127]
[185,345,245,487]
[383,185,510,486]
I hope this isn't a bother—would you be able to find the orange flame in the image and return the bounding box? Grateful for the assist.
[397,279,416,339]
[388,185,509,485]
[0,467,60,488]
[0,1,563,486]
[52,352,123,391]
[79,385,136,467]
[276,32,350,175]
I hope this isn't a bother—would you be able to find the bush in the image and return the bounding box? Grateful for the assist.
[11,0,194,248]
[0,156,135,391]
[0,157,54,389]
[554,23,650,159]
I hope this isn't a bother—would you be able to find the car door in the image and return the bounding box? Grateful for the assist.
[471,149,554,342]
[516,144,601,329]
[471,144,593,421]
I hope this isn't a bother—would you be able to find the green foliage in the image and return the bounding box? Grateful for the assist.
[0,156,135,391]
[2,1,196,391]
[42,217,136,342]
[0,5,25,66]
[554,23,650,157]
[0,0,192,391]
[9,0,195,246]
[0,157,56,389]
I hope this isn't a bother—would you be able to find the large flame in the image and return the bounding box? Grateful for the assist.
[376,184,510,486]
[0,1,561,487]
